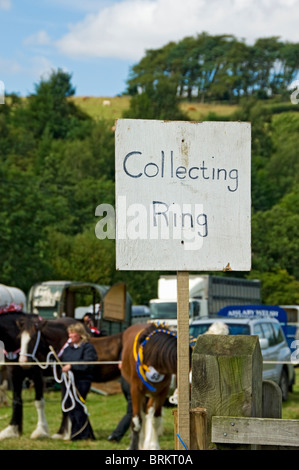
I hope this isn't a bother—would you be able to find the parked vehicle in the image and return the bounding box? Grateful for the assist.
[217,304,297,350]
[280,305,299,341]
[149,274,261,330]
[27,280,132,335]
[0,284,27,311]
[189,316,295,401]
[131,305,150,324]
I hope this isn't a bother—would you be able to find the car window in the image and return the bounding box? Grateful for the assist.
[253,323,264,339]
[261,323,276,346]
[189,324,211,337]
[272,322,284,344]
[227,324,250,335]
[189,322,250,338]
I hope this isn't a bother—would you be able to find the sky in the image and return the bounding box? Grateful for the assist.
[0,0,299,97]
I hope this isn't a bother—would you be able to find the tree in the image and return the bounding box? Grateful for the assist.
[124,76,188,120]
[251,188,299,279]
[0,167,54,291]
[126,33,299,104]
[20,69,90,139]
[249,269,299,305]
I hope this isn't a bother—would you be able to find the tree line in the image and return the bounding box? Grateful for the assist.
[0,64,299,306]
[126,33,299,104]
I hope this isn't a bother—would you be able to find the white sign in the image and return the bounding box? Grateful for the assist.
[115,119,251,271]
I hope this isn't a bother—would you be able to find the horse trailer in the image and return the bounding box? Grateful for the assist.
[27,280,132,334]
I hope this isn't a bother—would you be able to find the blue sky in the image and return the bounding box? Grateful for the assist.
[1,0,299,97]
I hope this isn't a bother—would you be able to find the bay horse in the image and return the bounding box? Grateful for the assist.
[17,315,123,439]
[121,322,193,450]
[0,309,53,440]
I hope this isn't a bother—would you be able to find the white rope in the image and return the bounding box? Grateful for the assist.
[0,359,297,366]
[0,361,121,366]
[52,365,88,414]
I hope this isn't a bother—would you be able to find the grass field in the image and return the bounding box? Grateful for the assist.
[0,368,298,451]
[70,96,131,122]
[70,95,239,122]
[0,381,175,450]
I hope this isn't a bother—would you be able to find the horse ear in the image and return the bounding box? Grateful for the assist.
[16,318,25,330]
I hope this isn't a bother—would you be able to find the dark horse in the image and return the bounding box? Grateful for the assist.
[17,314,123,439]
[121,323,193,450]
[0,310,59,440]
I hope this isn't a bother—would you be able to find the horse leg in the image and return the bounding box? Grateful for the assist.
[141,396,160,450]
[30,368,49,439]
[0,367,23,440]
[52,385,71,439]
[142,388,169,450]
[129,384,143,451]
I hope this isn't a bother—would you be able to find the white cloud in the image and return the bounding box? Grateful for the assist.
[23,30,51,47]
[56,0,299,61]
[0,0,11,10]
[0,56,22,74]
[0,54,54,81]
[29,56,55,80]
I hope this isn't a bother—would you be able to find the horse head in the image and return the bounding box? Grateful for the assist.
[18,316,81,366]
[0,311,30,359]
[17,316,48,365]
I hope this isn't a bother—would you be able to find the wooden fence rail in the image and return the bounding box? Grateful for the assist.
[212,416,299,448]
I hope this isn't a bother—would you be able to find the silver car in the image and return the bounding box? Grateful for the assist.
[189,317,295,401]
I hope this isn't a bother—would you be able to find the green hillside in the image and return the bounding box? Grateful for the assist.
[1,67,299,306]
[71,95,239,122]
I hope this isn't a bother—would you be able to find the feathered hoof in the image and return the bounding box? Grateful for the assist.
[0,424,20,440]
[30,426,50,439]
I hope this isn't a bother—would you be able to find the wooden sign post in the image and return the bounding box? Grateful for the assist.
[177,271,190,449]
[115,118,251,450]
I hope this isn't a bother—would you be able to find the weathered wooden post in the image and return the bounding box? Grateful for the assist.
[173,407,208,450]
[176,271,190,449]
[191,334,263,449]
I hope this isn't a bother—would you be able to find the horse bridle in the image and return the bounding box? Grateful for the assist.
[21,329,56,369]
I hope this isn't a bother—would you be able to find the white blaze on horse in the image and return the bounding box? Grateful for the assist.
[121,323,193,450]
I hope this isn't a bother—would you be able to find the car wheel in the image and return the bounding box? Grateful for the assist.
[279,369,289,401]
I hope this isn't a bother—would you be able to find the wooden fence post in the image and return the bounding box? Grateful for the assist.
[262,380,282,419]
[173,407,208,450]
[191,334,263,449]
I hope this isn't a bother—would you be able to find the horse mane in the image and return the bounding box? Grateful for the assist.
[138,323,178,374]
[0,310,26,317]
